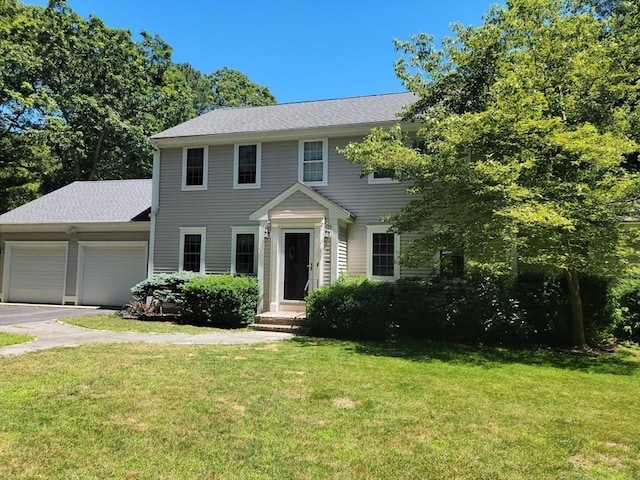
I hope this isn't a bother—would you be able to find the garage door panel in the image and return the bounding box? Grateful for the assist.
[8,245,67,304]
[80,245,147,306]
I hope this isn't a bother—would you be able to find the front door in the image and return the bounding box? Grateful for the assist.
[283,232,310,300]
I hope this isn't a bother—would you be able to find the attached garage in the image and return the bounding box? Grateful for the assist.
[0,179,152,307]
[2,242,68,304]
[77,242,148,306]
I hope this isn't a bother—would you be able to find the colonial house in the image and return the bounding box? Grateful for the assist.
[147,92,429,315]
[0,92,437,313]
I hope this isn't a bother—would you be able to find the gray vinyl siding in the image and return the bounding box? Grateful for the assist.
[0,230,148,299]
[153,136,431,279]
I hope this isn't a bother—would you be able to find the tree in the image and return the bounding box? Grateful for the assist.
[0,1,276,213]
[342,0,640,347]
[211,67,276,108]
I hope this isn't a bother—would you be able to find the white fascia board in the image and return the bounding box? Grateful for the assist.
[0,222,151,234]
[148,120,418,149]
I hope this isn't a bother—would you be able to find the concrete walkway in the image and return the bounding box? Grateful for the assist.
[0,320,293,357]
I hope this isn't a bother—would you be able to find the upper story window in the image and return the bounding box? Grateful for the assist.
[234,143,261,189]
[182,146,208,191]
[298,139,328,186]
[231,227,259,275]
[368,168,399,185]
[179,227,206,273]
[366,225,400,280]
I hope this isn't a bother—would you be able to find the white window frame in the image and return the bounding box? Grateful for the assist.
[230,226,259,275]
[366,225,400,281]
[298,139,328,187]
[233,143,261,189]
[179,227,206,273]
[181,146,209,191]
[368,171,400,185]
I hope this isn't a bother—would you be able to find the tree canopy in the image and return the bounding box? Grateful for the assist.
[0,0,275,213]
[342,0,640,346]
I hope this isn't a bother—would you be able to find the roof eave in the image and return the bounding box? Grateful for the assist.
[149,120,419,149]
[0,221,151,234]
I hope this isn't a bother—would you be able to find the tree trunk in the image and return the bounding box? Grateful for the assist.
[564,267,587,348]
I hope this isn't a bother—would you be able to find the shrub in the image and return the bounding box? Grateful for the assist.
[612,277,640,342]
[393,277,443,338]
[130,271,202,307]
[181,275,259,328]
[305,276,395,340]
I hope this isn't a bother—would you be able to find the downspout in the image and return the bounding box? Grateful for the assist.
[147,144,161,278]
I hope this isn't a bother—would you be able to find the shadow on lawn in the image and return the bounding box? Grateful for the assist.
[291,337,640,376]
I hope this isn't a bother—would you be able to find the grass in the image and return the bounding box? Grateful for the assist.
[0,338,639,479]
[62,314,244,334]
[0,332,32,348]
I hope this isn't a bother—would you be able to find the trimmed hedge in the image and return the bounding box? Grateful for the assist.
[181,275,259,328]
[306,273,617,346]
[305,276,395,340]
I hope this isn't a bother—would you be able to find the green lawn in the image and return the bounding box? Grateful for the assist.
[0,338,639,479]
[63,314,244,334]
[0,332,32,348]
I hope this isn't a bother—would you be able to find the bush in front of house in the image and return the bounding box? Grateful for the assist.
[305,275,395,340]
[611,277,640,343]
[131,271,202,304]
[129,271,202,313]
[308,272,616,347]
[181,274,259,328]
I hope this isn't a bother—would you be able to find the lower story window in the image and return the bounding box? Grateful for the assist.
[231,227,259,275]
[179,227,206,273]
[440,250,464,278]
[367,226,399,280]
[235,234,255,274]
[372,233,395,277]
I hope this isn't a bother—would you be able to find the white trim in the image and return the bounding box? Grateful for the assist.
[233,143,261,189]
[179,227,207,273]
[230,226,259,275]
[149,149,160,277]
[366,225,400,281]
[181,146,208,191]
[279,228,315,304]
[2,241,69,304]
[149,119,421,149]
[249,182,354,222]
[75,241,148,306]
[298,139,328,187]
[368,172,400,184]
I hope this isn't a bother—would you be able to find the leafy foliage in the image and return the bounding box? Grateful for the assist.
[130,271,201,306]
[305,276,396,340]
[342,0,640,346]
[0,0,276,213]
[181,275,259,328]
[611,277,640,342]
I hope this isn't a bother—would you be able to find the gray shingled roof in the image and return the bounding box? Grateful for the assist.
[150,92,417,140]
[0,179,152,224]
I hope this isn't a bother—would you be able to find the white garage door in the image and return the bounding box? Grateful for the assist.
[5,243,68,304]
[78,242,147,306]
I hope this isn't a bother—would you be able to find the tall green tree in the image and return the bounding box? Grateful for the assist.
[0,0,276,212]
[211,67,276,108]
[342,0,640,347]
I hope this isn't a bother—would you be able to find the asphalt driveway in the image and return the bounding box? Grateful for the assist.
[0,304,115,326]
[0,304,292,356]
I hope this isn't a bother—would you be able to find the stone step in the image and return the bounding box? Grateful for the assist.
[251,323,308,333]
[252,311,308,333]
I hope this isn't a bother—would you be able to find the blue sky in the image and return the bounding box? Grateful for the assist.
[25,0,500,103]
